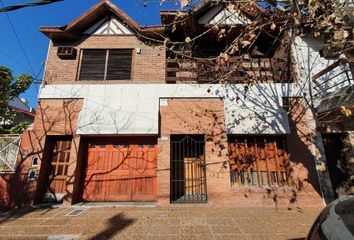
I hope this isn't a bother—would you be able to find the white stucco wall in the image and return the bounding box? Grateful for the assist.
[292,36,351,106]
[39,83,302,135]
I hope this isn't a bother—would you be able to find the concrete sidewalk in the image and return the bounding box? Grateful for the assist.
[0,206,322,240]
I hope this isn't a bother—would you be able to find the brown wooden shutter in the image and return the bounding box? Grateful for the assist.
[229,136,289,188]
[106,49,132,80]
[79,50,106,80]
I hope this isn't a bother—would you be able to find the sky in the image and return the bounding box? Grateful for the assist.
[0,0,188,108]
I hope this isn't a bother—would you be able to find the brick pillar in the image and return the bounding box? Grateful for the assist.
[157,137,171,206]
[204,131,230,205]
[63,135,81,205]
[32,132,50,205]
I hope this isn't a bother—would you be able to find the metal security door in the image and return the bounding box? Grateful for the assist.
[170,135,207,203]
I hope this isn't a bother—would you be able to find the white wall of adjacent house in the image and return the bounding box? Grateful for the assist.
[292,36,351,106]
[291,35,352,203]
[198,3,251,26]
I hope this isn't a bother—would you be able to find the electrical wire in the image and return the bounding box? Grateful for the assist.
[0,49,32,73]
[0,0,36,76]
[0,0,63,13]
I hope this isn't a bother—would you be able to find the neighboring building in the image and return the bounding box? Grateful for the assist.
[0,97,35,130]
[0,97,34,173]
[312,61,354,197]
[2,0,353,209]
[0,98,35,210]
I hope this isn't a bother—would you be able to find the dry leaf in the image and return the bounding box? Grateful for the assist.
[241,40,251,48]
[248,32,256,41]
[222,53,229,62]
[229,45,239,55]
[334,30,349,41]
[340,106,352,117]
[217,29,226,40]
[227,3,236,12]
[177,11,185,18]
[180,0,190,8]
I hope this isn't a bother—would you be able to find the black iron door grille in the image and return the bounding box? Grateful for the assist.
[170,135,207,203]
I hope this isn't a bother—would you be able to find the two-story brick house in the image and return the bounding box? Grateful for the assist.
[4,0,351,209]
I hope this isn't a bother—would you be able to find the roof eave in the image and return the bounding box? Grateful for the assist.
[39,0,165,41]
[40,27,80,41]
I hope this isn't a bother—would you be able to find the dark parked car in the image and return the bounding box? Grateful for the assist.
[307,196,354,240]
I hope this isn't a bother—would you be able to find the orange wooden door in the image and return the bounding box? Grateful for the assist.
[47,139,72,198]
[83,141,157,202]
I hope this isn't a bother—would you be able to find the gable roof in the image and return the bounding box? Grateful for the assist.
[193,0,264,18]
[40,0,164,41]
[197,3,252,25]
[160,0,263,25]
[83,17,134,35]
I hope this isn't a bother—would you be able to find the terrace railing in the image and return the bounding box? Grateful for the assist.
[166,56,291,83]
[312,59,353,99]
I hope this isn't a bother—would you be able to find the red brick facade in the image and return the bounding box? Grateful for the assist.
[158,99,230,205]
[0,2,326,210]
[0,96,323,209]
[155,98,323,207]
[45,36,165,85]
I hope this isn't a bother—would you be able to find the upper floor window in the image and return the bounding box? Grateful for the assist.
[78,49,132,81]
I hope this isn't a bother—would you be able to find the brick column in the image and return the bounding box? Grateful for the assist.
[204,131,230,205]
[63,135,81,205]
[157,137,171,206]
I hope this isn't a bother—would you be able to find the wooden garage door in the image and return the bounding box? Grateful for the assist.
[83,139,157,202]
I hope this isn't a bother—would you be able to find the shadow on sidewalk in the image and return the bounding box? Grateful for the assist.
[88,213,135,240]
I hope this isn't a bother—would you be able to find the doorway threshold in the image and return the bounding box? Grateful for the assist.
[33,202,64,209]
[73,202,157,208]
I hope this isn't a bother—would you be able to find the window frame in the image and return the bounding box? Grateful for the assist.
[50,139,72,177]
[77,48,133,81]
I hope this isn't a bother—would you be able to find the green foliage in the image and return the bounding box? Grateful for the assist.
[0,122,30,134]
[0,66,33,126]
